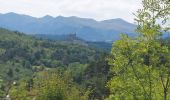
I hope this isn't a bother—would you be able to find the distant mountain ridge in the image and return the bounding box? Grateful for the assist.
[0,12,137,41]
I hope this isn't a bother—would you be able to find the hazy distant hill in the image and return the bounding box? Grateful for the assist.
[0,12,137,41]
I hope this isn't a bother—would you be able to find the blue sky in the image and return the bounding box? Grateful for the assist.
[0,0,141,23]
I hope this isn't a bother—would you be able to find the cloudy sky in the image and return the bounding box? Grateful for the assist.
[0,0,141,23]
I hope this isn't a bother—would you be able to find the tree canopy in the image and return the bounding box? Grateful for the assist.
[107,0,170,100]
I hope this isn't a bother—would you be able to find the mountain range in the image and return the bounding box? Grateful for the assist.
[0,12,137,41]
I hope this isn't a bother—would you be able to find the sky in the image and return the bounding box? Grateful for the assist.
[0,0,141,23]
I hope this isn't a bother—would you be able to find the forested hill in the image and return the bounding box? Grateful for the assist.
[0,27,103,77]
[34,34,112,51]
[0,28,110,99]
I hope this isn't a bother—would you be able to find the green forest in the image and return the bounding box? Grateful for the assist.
[0,0,170,100]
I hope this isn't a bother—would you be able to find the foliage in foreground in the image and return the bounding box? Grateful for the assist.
[107,0,170,100]
[9,71,90,100]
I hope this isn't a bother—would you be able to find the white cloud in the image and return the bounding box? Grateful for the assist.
[0,0,141,23]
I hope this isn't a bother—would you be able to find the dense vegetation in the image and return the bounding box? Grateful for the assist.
[0,0,170,100]
[0,28,110,99]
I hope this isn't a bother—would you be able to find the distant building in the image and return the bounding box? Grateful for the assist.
[66,33,79,41]
[65,33,88,46]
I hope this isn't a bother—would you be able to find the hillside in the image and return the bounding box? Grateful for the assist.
[0,12,136,41]
[0,28,110,99]
[34,33,112,51]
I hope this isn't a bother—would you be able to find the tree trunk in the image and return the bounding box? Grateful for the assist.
[164,90,167,100]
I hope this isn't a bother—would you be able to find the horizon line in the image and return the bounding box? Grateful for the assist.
[0,12,135,24]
